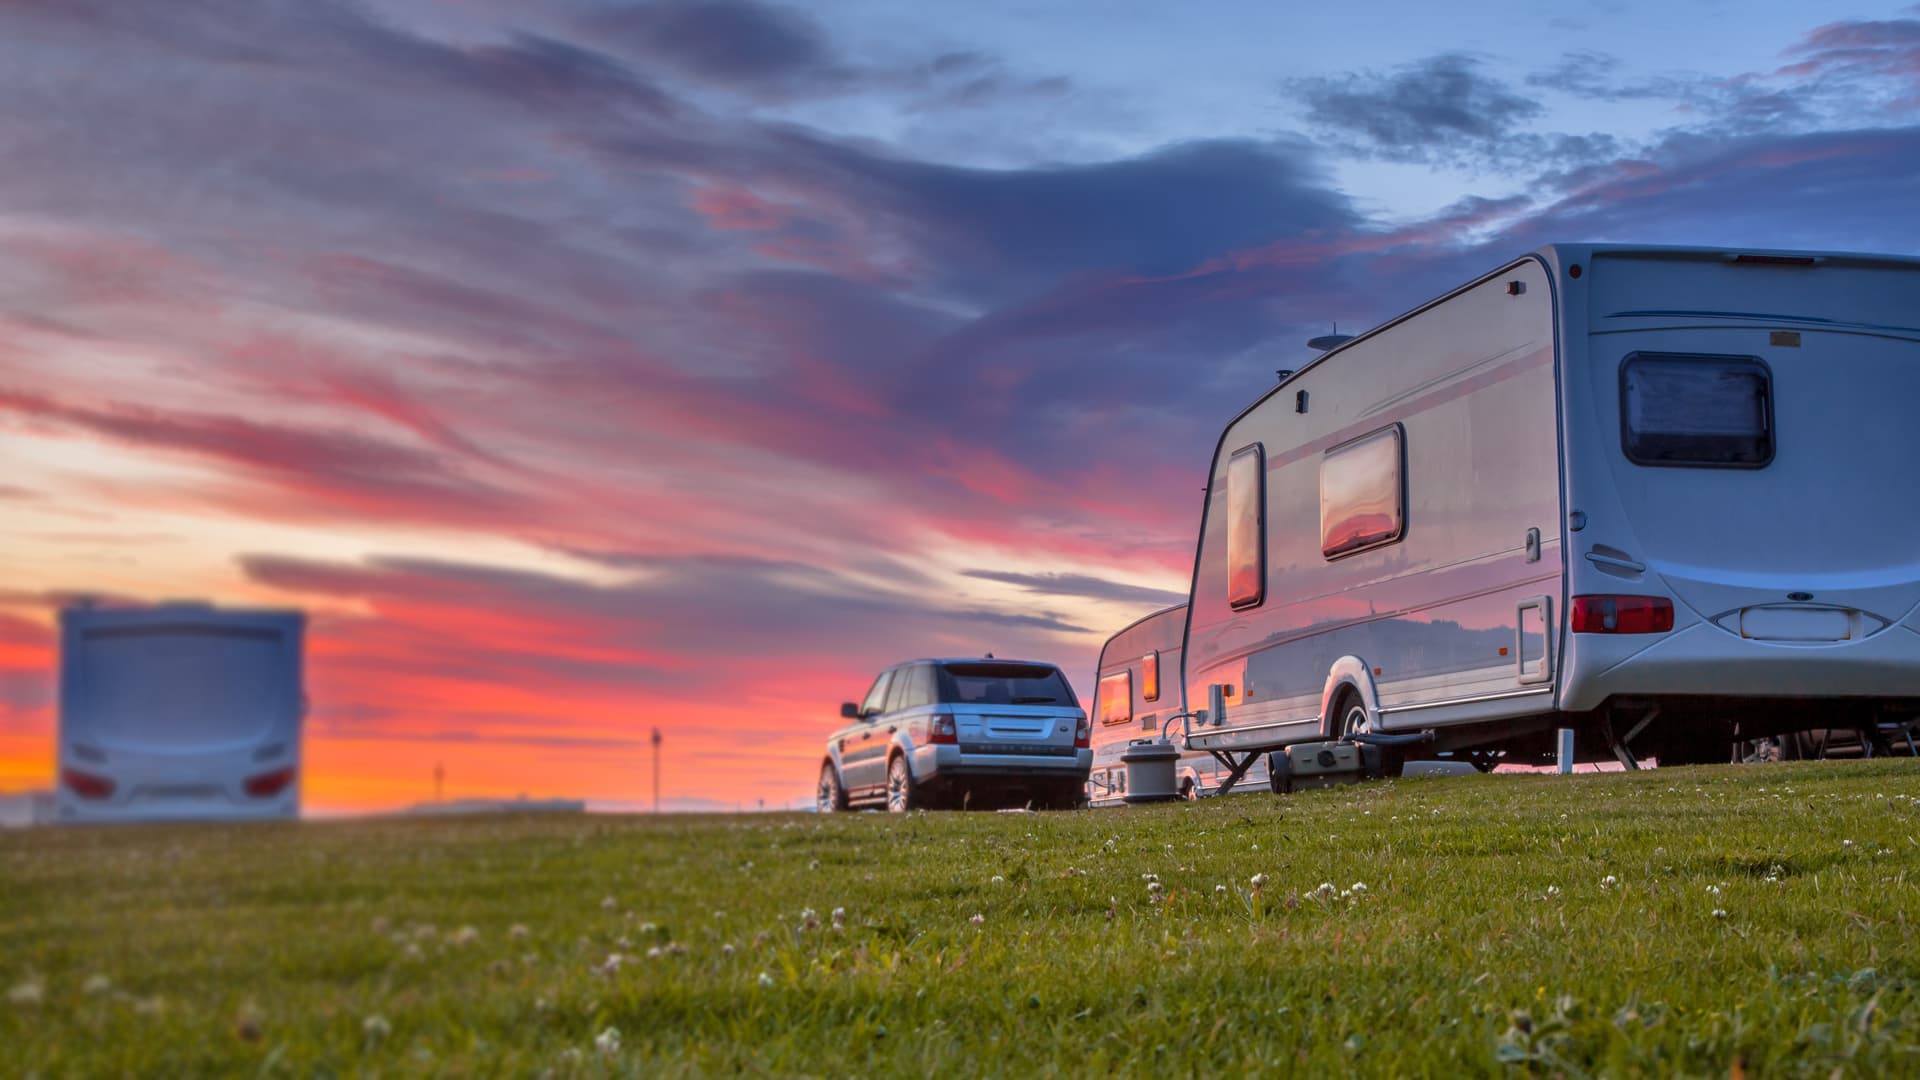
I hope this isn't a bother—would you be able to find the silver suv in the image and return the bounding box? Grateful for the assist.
[817,658,1091,811]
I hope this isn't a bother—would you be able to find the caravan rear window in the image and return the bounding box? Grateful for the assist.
[1321,425,1406,559]
[1621,353,1773,467]
[1226,444,1265,609]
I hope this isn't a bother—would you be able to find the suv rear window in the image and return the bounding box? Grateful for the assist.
[1621,353,1773,467]
[938,663,1078,707]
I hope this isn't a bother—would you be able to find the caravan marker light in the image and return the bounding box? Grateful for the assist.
[1571,595,1674,634]
[244,766,297,798]
[62,768,115,800]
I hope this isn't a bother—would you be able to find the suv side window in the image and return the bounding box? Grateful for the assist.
[893,664,936,711]
[860,671,894,717]
[884,666,920,713]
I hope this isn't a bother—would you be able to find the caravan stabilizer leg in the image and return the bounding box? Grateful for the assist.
[1604,710,1658,771]
[1204,750,1262,797]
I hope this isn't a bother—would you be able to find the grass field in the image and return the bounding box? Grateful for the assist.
[4,761,1920,1077]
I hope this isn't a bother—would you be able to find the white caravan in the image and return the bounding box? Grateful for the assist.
[57,603,306,823]
[1086,605,1265,803]
[1181,244,1920,778]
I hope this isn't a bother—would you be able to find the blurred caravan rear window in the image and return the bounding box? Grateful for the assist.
[939,663,1078,707]
[1621,353,1773,468]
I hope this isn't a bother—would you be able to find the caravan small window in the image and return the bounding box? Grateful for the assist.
[1621,353,1773,467]
[1226,444,1265,609]
[1142,650,1160,702]
[1097,671,1133,725]
[1321,425,1405,559]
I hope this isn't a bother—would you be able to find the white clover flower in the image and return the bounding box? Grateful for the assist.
[645,946,663,959]
[969,913,985,925]
[1843,839,1854,847]
[600,896,617,911]
[830,907,847,926]
[599,953,625,973]
[8,979,44,1007]
[509,924,529,941]
[364,1015,392,1041]
[82,974,112,996]
[1350,882,1367,893]
[721,943,736,957]
[809,859,820,871]
[1142,872,1159,883]
[1250,873,1269,889]
[758,972,775,988]
[595,1026,622,1055]
[1147,882,1164,894]
[1316,882,1337,900]
[1712,909,1728,919]
[991,875,1005,884]
[1601,875,1618,888]
[1707,884,1722,896]
[1215,884,1228,895]
[1545,886,1561,898]
[449,926,480,946]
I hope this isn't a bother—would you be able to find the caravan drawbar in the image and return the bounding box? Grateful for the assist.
[1178,244,1920,779]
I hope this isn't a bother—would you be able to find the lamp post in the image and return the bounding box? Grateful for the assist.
[651,728,662,814]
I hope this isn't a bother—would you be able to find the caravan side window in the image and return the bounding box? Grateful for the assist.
[1097,671,1133,725]
[1621,353,1773,467]
[1321,425,1405,559]
[1142,650,1160,702]
[1226,444,1265,609]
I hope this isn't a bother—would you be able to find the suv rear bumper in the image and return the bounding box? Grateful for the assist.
[911,744,1091,784]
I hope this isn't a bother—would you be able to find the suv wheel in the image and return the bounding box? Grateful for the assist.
[817,762,848,813]
[885,755,917,813]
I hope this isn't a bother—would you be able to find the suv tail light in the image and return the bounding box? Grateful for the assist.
[62,768,115,800]
[1073,714,1092,749]
[244,766,297,798]
[1571,595,1674,634]
[928,713,957,745]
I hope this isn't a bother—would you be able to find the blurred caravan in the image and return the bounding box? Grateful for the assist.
[1086,605,1265,804]
[1181,244,1920,774]
[57,602,306,823]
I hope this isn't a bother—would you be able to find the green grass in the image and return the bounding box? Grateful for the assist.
[4,762,1920,1077]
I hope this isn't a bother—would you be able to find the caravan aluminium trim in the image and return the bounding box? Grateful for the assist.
[1182,244,1920,766]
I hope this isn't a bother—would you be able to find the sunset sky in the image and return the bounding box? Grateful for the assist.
[2,1,1918,811]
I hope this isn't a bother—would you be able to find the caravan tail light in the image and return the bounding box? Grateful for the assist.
[928,713,957,745]
[62,768,115,800]
[244,766,297,798]
[1073,714,1092,749]
[1572,595,1674,634]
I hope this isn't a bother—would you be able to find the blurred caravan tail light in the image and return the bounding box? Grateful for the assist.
[928,713,957,745]
[1073,714,1092,749]
[244,766,297,798]
[62,768,115,800]
[1571,595,1675,634]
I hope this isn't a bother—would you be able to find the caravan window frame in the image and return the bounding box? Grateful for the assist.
[1320,424,1407,560]
[1619,352,1775,469]
[1141,650,1160,702]
[1225,443,1266,609]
